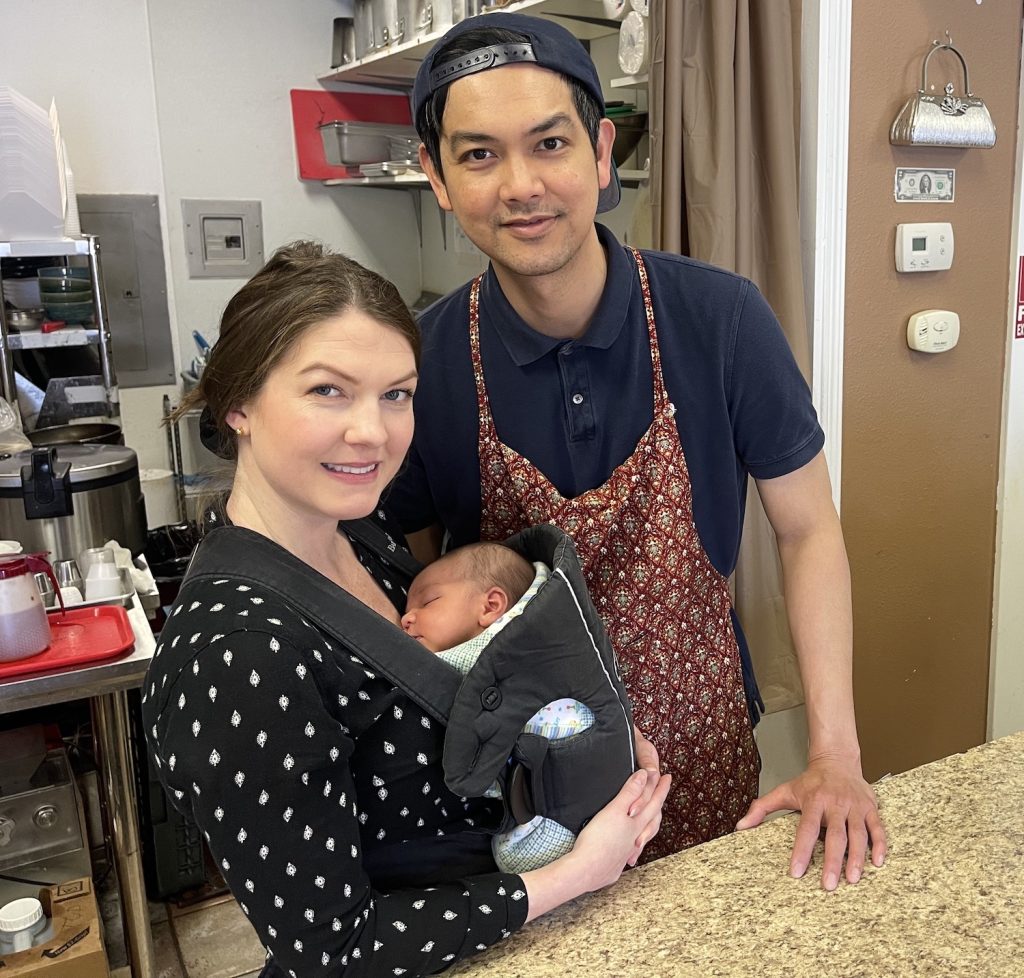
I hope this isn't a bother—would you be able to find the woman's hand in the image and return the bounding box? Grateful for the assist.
[521,767,671,921]
[571,767,672,886]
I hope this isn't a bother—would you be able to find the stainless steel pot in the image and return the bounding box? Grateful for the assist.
[354,0,376,58]
[373,0,403,47]
[396,0,433,38]
[0,445,147,559]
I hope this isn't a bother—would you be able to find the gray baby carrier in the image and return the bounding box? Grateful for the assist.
[184,521,636,836]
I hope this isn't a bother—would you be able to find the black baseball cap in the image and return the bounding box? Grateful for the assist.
[412,12,621,213]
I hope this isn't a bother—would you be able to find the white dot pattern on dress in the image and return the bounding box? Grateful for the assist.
[141,512,527,976]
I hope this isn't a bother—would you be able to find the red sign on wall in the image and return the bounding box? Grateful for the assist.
[1016,257,1024,339]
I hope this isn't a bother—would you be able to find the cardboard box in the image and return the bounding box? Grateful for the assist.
[0,877,108,978]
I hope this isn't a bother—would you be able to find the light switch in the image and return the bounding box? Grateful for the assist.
[182,199,264,278]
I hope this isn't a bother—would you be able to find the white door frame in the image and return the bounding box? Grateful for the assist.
[756,1,852,793]
[989,43,1024,740]
[802,0,852,510]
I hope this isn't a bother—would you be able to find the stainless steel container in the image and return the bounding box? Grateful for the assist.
[395,0,434,38]
[319,121,419,165]
[331,16,356,68]
[0,444,147,559]
[354,0,376,59]
[412,0,452,35]
[373,0,403,47]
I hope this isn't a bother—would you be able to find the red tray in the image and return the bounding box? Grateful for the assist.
[0,605,135,680]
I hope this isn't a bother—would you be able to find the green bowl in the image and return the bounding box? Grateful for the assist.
[38,280,93,298]
[43,299,95,324]
[38,266,91,281]
[40,292,94,306]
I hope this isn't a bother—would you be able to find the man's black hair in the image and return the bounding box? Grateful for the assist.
[415,27,603,179]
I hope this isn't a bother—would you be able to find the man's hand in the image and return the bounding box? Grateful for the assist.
[736,754,887,890]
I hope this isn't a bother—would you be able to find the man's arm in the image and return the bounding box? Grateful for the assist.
[738,451,887,889]
[406,523,443,565]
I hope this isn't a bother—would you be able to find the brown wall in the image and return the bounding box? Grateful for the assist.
[844,2,1021,780]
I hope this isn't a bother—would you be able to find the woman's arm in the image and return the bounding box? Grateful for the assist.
[153,624,527,977]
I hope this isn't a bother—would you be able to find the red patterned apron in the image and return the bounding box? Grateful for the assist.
[470,249,760,860]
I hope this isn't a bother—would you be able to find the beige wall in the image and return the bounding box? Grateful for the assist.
[843,1,1021,780]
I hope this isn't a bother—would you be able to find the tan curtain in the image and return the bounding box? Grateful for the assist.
[649,0,808,714]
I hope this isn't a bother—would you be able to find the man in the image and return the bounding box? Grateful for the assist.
[388,12,885,888]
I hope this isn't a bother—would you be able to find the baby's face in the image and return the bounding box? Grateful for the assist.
[401,563,488,653]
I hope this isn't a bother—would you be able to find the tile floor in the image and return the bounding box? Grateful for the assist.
[100,881,266,978]
[152,893,267,978]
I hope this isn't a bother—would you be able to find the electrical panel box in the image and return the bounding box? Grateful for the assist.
[182,199,263,279]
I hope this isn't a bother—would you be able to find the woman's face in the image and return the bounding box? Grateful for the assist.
[228,308,417,527]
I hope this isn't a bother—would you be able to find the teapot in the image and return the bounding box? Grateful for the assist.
[0,554,64,662]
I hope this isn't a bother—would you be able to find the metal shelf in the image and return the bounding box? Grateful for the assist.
[7,327,100,349]
[323,167,648,187]
[0,238,92,259]
[320,0,621,89]
[0,234,119,421]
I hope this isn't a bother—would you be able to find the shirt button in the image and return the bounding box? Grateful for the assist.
[572,393,584,406]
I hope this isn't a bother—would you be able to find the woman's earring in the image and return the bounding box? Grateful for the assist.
[234,427,245,437]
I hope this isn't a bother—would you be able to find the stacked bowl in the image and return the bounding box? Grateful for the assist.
[37,265,93,324]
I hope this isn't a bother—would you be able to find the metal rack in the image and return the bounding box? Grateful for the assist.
[161,394,222,525]
[0,234,119,420]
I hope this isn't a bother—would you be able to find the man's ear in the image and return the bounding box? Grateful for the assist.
[595,117,616,191]
[477,586,510,628]
[420,142,453,212]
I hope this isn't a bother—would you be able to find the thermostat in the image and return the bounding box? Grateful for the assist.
[895,222,954,272]
[907,309,960,353]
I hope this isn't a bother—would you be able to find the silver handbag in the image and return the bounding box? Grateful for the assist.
[890,40,996,149]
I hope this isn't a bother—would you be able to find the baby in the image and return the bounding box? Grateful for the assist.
[402,542,596,872]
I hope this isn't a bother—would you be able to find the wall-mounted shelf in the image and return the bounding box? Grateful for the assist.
[323,167,649,188]
[320,0,624,89]
[610,72,648,88]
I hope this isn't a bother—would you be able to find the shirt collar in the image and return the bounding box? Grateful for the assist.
[482,223,636,367]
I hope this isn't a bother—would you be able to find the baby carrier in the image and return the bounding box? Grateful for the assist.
[184,521,636,839]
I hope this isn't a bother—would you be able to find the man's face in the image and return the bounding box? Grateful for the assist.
[420,63,615,284]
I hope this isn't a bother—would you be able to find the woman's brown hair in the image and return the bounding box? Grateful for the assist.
[172,241,419,460]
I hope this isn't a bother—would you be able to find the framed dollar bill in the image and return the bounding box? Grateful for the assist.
[895,167,955,202]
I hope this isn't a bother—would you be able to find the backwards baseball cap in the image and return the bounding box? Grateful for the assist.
[412,12,621,213]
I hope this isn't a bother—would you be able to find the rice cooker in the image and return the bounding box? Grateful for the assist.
[0,445,147,560]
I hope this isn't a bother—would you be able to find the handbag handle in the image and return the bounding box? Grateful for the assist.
[920,41,973,96]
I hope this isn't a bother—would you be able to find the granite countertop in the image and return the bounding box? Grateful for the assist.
[453,731,1024,978]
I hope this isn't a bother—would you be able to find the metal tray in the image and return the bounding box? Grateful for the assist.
[358,160,422,177]
[48,567,135,612]
[319,121,418,166]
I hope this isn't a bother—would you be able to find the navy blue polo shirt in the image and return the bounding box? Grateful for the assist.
[387,224,824,719]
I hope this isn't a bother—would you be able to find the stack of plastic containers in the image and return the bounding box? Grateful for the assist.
[0,87,64,241]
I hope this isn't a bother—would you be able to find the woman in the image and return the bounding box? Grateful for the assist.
[142,242,670,978]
